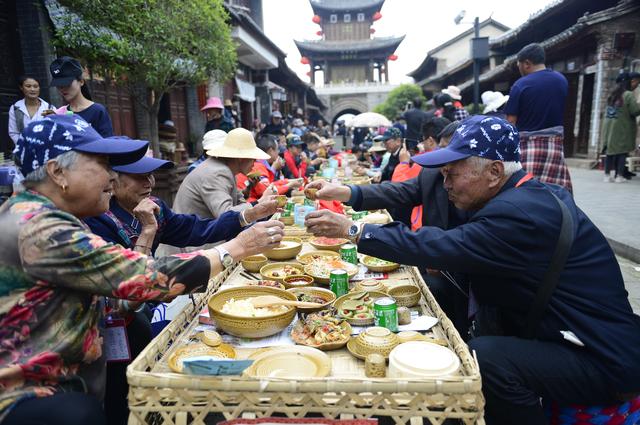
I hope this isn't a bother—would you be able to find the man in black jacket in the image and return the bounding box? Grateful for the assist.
[380,127,403,182]
[402,97,433,143]
[305,115,640,424]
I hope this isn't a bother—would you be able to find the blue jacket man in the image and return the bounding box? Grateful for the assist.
[304,115,640,425]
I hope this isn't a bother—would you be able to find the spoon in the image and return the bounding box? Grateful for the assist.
[248,295,323,309]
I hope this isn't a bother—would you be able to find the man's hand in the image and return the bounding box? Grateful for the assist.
[398,142,410,163]
[258,184,278,202]
[245,199,278,223]
[287,178,303,190]
[133,198,160,231]
[304,210,352,238]
[311,157,326,167]
[305,180,352,202]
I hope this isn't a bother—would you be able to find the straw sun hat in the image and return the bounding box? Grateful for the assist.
[202,129,227,151]
[206,127,269,160]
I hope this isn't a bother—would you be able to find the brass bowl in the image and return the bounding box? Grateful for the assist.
[296,250,340,265]
[388,284,421,308]
[241,254,268,273]
[283,275,315,289]
[259,262,306,283]
[279,215,294,226]
[263,237,303,261]
[286,286,336,313]
[334,291,387,326]
[308,237,349,252]
[361,255,400,273]
[208,286,297,338]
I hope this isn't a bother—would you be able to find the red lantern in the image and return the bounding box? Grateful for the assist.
[300,56,310,65]
[369,28,376,34]
[316,30,323,36]
[388,54,398,61]
[312,15,321,24]
[373,11,382,21]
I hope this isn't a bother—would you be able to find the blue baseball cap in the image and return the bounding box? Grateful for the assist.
[287,135,305,147]
[13,114,149,176]
[380,127,402,141]
[412,115,520,168]
[112,154,174,174]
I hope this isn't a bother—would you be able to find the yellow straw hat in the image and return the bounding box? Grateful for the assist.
[206,128,269,160]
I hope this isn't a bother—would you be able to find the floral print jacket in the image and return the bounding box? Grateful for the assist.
[0,191,211,418]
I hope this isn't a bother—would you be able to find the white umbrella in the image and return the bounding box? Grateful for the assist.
[348,112,391,128]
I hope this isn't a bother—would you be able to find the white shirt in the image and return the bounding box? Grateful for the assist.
[8,98,55,143]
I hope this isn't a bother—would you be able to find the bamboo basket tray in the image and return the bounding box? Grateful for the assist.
[127,249,484,425]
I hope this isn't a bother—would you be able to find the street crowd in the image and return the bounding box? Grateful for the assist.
[1,42,640,425]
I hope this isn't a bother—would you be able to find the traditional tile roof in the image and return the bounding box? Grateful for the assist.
[295,35,404,56]
[309,0,385,14]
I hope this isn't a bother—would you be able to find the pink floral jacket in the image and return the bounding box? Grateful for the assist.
[0,191,210,418]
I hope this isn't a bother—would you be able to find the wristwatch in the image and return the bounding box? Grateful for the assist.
[214,246,234,269]
[347,221,363,243]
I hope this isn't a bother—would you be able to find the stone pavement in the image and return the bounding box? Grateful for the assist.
[569,166,640,313]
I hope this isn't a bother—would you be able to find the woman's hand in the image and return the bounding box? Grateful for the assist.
[133,198,159,231]
[225,220,285,258]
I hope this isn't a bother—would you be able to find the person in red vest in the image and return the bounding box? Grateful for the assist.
[237,134,303,202]
[282,134,308,179]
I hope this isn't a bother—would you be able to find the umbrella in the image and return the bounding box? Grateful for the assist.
[348,112,391,128]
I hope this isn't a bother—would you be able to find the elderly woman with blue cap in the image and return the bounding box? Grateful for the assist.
[305,115,640,425]
[0,115,285,425]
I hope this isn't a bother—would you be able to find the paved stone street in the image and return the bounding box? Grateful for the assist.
[570,166,640,313]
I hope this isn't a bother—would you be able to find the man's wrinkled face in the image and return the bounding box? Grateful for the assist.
[384,137,402,153]
[441,158,493,211]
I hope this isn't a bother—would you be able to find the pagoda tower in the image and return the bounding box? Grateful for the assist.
[295,0,404,85]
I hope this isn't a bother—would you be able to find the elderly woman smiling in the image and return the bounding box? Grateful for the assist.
[0,115,284,425]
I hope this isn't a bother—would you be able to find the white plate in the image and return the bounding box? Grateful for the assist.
[388,341,460,378]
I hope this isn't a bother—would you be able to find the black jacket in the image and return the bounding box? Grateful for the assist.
[402,108,433,142]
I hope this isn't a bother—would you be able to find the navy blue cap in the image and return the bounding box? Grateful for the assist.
[13,115,149,176]
[49,56,83,87]
[112,155,174,174]
[380,127,402,141]
[412,115,520,168]
[287,135,305,147]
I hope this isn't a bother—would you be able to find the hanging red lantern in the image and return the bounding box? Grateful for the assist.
[300,56,310,65]
[388,54,398,61]
[372,11,382,21]
[316,30,323,36]
[369,28,376,34]
[312,15,321,24]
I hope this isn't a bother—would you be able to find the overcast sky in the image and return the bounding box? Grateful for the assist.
[263,0,555,84]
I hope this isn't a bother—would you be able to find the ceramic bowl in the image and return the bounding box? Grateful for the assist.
[353,279,387,293]
[259,262,306,283]
[388,285,421,308]
[354,326,400,358]
[264,237,303,261]
[208,286,297,338]
[286,286,336,313]
[241,254,268,273]
[283,275,314,289]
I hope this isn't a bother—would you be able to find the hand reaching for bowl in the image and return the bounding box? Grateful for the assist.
[230,220,285,257]
[304,209,352,238]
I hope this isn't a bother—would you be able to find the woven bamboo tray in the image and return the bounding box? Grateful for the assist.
[128,250,484,425]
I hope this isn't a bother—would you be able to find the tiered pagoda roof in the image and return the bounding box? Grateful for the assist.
[295,36,404,57]
[309,0,385,15]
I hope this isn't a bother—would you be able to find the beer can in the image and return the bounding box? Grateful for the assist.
[329,269,349,297]
[340,243,358,265]
[373,297,398,332]
[285,201,295,212]
[304,198,315,207]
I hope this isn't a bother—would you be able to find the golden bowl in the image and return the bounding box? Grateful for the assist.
[290,196,305,205]
[304,187,318,200]
[296,250,340,265]
[259,262,306,283]
[264,237,303,261]
[388,285,421,308]
[241,254,268,273]
[308,237,350,252]
[286,286,336,313]
[279,215,294,226]
[208,286,297,338]
[354,326,400,358]
[283,275,314,289]
[353,279,387,293]
[361,255,400,273]
[275,195,287,208]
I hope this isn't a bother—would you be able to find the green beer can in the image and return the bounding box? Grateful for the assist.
[340,243,358,265]
[285,201,295,212]
[373,297,398,332]
[329,269,349,297]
